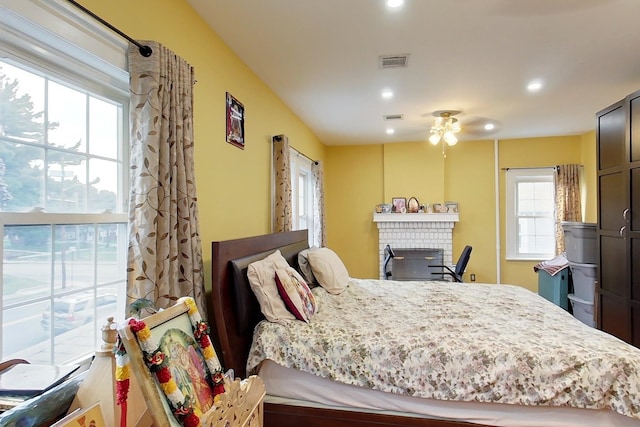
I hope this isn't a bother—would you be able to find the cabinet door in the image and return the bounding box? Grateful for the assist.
[598,103,625,170]
[630,92,640,163]
[597,100,631,341]
[629,93,640,328]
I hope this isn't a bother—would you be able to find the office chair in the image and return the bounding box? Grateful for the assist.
[431,245,472,282]
[383,244,395,279]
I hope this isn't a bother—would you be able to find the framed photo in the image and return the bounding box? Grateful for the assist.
[392,197,406,213]
[407,196,420,213]
[51,402,105,427]
[226,92,245,149]
[118,298,224,426]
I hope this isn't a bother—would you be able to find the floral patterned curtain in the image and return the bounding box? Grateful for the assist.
[273,134,292,232]
[555,164,582,255]
[312,160,326,246]
[127,42,206,316]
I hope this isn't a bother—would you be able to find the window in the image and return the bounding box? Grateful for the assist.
[290,148,315,246]
[0,5,128,365]
[506,168,555,260]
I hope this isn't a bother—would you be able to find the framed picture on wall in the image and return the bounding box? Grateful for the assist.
[392,197,406,213]
[226,92,245,149]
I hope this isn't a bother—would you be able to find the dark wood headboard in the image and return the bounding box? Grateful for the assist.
[208,230,309,378]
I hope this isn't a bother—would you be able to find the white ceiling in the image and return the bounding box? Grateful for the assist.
[187,0,640,146]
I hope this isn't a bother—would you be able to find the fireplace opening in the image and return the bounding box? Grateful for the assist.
[384,246,444,281]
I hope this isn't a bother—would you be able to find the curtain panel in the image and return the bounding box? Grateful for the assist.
[555,164,582,255]
[312,160,326,247]
[127,41,206,316]
[273,134,292,232]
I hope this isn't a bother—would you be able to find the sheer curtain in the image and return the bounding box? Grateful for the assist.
[555,164,582,255]
[126,41,206,316]
[273,134,292,232]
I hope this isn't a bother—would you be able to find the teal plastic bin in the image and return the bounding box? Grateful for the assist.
[537,269,569,311]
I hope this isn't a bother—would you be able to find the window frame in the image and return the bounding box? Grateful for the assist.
[0,2,129,364]
[505,168,556,261]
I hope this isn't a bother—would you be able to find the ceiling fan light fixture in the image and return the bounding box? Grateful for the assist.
[428,110,461,153]
[444,131,458,146]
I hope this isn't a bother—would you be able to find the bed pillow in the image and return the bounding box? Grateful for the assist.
[297,247,320,286]
[307,247,349,294]
[275,267,318,322]
[247,250,296,324]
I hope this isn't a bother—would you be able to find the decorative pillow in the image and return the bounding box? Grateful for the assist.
[247,250,296,324]
[275,267,318,322]
[297,247,320,286]
[306,247,349,294]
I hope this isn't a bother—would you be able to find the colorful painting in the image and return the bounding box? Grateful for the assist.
[158,328,215,413]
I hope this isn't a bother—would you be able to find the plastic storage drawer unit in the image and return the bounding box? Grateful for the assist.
[537,269,569,311]
[561,222,597,264]
[568,293,595,327]
[569,261,597,302]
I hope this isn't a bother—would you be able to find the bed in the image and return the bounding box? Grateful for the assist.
[207,230,640,427]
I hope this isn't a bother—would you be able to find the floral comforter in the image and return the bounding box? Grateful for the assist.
[247,278,640,419]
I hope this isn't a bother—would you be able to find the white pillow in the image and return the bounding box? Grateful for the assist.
[297,247,320,286]
[247,250,296,324]
[307,247,349,294]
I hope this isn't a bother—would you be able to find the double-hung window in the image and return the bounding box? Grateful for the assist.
[290,148,315,246]
[505,168,555,260]
[0,4,128,365]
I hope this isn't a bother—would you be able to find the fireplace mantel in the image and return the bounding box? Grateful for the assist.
[373,212,458,279]
[373,213,459,223]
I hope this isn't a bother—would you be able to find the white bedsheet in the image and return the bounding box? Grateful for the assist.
[259,359,640,427]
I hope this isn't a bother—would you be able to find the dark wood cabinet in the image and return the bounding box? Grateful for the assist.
[596,90,640,346]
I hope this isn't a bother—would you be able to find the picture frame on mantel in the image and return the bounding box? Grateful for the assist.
[226,92,245,149]
[407,197,420,213]
[392,197,406,213]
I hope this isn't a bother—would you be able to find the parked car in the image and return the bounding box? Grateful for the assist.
[40,292,117,331]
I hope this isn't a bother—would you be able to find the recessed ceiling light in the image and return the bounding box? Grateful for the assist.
[484,123,495,131]
[386,0,404,8]
[527,80,543,92]
[381,90,394,99]
[386,128,395,135]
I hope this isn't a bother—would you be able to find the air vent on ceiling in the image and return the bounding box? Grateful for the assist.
[379,54,409,69]
[383,114,404,121]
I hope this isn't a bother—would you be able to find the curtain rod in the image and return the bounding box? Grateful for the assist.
[273,135,319,165]
[292,147,319,165]
[501,165,583,171]
[502,166,557,171]
[66,0,152,57]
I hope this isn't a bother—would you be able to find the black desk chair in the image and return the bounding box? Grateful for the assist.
[383,245,395,279]
[431,245,472,282]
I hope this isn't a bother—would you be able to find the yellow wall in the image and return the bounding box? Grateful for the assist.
[325,145,384,278]
[77,0,326,286]
[326,135,596,291]
[75,1,598,294]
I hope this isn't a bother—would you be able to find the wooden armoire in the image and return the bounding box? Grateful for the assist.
[596,88,640,346]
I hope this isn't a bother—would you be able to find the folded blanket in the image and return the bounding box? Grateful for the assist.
[533,253,569,276]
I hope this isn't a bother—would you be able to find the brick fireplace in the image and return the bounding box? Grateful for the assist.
[373,212,459,279]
